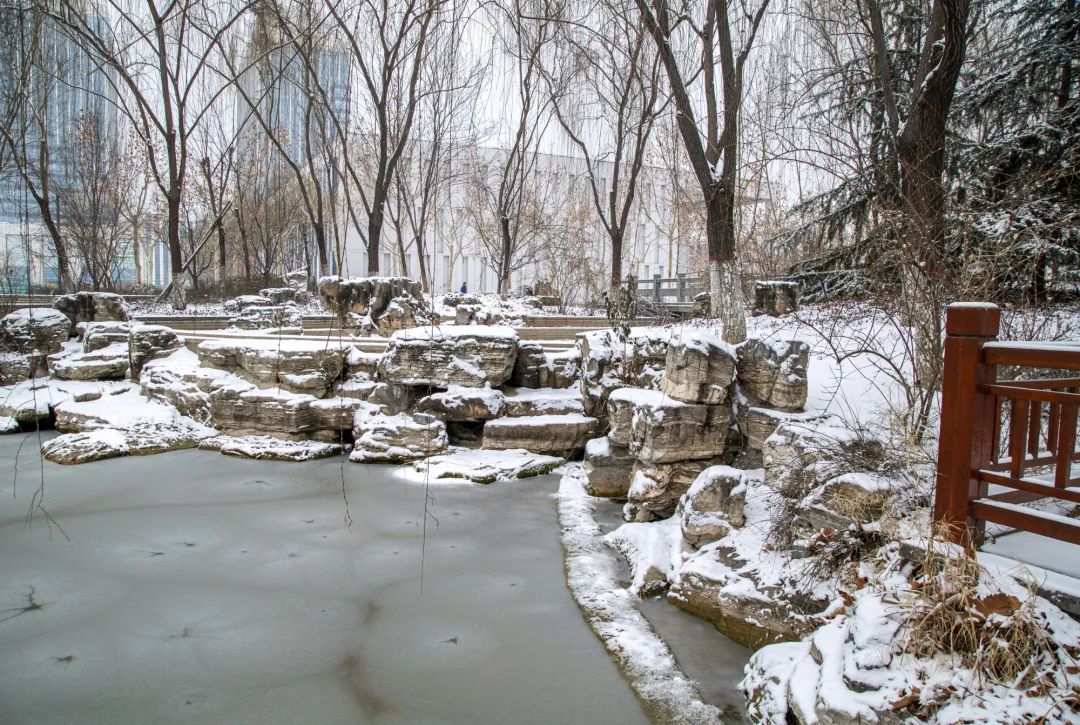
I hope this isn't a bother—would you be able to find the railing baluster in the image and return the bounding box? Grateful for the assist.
[1028,399,1042,456]
[1048,400,1060,453]
[1011,399,1029,480]
[1056,403,1078,489]
[992,395,1003,464]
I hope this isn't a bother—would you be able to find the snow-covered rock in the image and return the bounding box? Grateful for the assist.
[607,387,731,464]
[578,327,670,417]
[678,466,747,549]
[50,342,129,381]
[128,324,183,376]
[82,321,131,351]
[260,287,309,305]
[318,275,431,335]
[501,386,584,417]
[228,303,302,333]
[0,378,128,427]
[350,410,447,462]
[582,436,635,498]
[209,380,366,435]
[511,342,579,389]
[378,325,518,388]
[52,291,128,326]
[409,448,562,484]
[742,407,829,452]
[223,294,273,310]
[736,338,810,411]
[604,516,683,596]
[197,338,350,397]
[753,280,800,317]
[0,352,32,385]
[52,387,184,432]
[624,457,728,522]
[482,413,599,454]
[41,418,215,464]
[199,434,344,461]
[416,385,505,421]
[0,307,71,355]
[658,331,736,404]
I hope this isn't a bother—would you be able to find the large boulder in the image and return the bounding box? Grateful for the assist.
[482,413,599,454]
[128,325,183,377]
[199,435,343,461]
[0,308,71,355]
[223,294,273,310]
[197,339,350,397]
[606,388,730,464]
[53,291,128,326]
[753,280,800,317]
[679,465,747,549]
[416,386,505,422]
[0,352,32,385]
[350,410,447,462]
[82,321,131,352]
[735,338,810,411]
[583,436,635,498]
[228,303,302,333]
[578,328,670,417]
[624,456,727,522]
[378,326,518,388]
[658,332,736,405]
[41,419,215,464]
[260,287,310,305]
[501,387,584,417]
[209,380,366,435]
[50,343,129,381]
[511,342,579,389]
[741,407,828,451]
[318,275,431,336]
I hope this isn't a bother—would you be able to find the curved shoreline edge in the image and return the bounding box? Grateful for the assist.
[555,463,724,725]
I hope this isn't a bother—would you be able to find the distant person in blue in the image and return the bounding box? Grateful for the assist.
[460,282,468,293]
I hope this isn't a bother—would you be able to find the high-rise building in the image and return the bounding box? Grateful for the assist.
[0,2,118,290]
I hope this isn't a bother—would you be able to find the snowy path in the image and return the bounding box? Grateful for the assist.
[0,434,647,724]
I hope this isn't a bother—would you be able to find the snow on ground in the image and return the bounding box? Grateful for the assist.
[556,463,723,723]
[126,298,329,318]
[0,437,648,725]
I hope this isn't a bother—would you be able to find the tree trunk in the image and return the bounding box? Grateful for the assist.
[367,211,383,277]
[705,185,746,343]
[499,215,512,295]
[167,193,185,310]
[610,228,623,289]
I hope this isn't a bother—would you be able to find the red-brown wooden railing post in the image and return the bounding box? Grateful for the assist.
[934,303,1000,546]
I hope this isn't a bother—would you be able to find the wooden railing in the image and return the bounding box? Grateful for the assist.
[628,274,705,304]
[934,303,1080,545]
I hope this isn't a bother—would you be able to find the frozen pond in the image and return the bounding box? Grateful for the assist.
[0,434,648,724]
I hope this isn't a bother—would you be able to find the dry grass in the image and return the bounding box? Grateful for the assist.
[901,524,1071,687]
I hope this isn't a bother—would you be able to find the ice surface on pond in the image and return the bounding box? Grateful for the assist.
[0,434,648,725]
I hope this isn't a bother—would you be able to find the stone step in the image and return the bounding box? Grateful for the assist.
[482,413,599,454]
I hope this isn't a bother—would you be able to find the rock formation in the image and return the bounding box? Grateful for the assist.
[378,326,518,388]
[482,413,599,454]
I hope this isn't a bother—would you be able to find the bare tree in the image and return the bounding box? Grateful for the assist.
[541,0,666,290]
[50,0,252,308]
[635,0,771,342]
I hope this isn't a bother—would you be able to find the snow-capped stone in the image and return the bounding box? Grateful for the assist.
[416,386,505,421]
[209,380,366,435]
[199,434,343,461]
[197,339,350,397]
[658,331,736,404]
[50,342,130,381]
[762,415,851,492]
[501,386,584,417]
[410,448,562,484]
[578,327,670,417]
[753,280,800,317]
[223,294,273,310]
[0,307,71,355]
[679,466,747,549]
[604,517,682,596]
[742,407,829,451]
[52,387,183,432]
[350,410,447,462]
[128,325,183,376]
[583,436,635,498]
[624,457,727,522]
[53,291,128,326]
[318,275,431,335]
[511,342,579,389]
[482,413,599,454]
[0,352,32,385]
[378,325,518,388]
[260,287,309,305]
[607,388,730,464]
[736,338,810,411]
[82,321,131,352]
[228,303,302,333]
[41,418,215,464]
